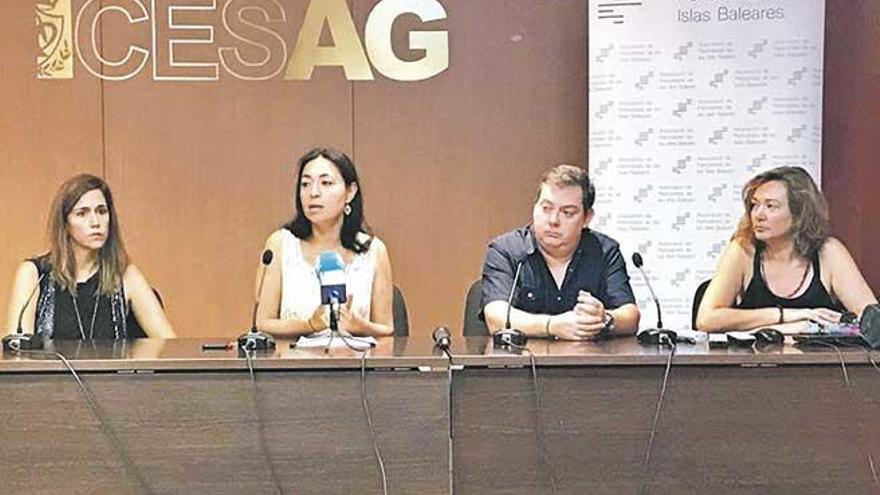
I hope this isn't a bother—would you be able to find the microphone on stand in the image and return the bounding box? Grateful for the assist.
[3,271,46,352]
[860,303,880,349]
[632,252,677,347]
[432,326,451,350]
[237,250,277,351]
[632,252,662,329]
[493,260,527,348]
[316,251,347,332]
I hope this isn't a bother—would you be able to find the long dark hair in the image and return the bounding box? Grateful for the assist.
[732,166,829,258]
[284,147,372,253]
[48,174,129,295]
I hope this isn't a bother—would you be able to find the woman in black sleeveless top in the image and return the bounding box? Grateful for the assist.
[5,174,176,340]
[696,166,876,333]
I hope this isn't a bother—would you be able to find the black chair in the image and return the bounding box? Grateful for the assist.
[691,279,712,330]
[392,285,409,336]
[462,279,490,336]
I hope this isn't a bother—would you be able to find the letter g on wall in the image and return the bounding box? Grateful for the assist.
[366,0,449,82]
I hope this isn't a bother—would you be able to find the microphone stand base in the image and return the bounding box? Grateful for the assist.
[493,328,527,348]
[636,328,677,346]
[237,329,277,353]
[2,333,43,353]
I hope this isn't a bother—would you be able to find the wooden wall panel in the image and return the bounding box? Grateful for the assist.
[351,0,588,334]
[823,0,880,295]
[101,4,353,337]
[0,2,103,322]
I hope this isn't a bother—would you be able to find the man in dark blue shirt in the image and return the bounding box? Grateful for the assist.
[481,165,640,340]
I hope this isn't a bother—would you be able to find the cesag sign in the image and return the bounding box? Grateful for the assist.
[36,0,449,81]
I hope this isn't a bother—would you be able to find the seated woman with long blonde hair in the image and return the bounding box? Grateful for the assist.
[5,174,175,339]
[697,166,876,333]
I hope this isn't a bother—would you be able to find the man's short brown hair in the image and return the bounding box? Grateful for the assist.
[537,164,596,211]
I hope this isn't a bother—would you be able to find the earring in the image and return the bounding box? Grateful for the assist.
[344,203,352,216]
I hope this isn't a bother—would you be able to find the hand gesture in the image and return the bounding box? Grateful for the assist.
[786,307,842,326]
[338,296,366,334]
[307,305,329,333]
[574,291,607,335]
[548,293,606,341]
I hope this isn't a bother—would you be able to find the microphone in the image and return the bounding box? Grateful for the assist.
[860,303,880,349]
[505,261,524,331]
[632,252,663,329]
[251,250,273,332]
[633,252,677,346]
[316,252,347,332]
[3,271,46,352]
[237,249,276,352]
[493,260,527,348]
[432,326,451,349]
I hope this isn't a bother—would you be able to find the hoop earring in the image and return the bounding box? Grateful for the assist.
[344,203,352,216]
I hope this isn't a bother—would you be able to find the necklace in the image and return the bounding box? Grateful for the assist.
[761,256,811,298]
[71,290,100,340]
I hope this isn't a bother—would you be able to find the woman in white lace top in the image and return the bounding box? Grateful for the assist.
[255,147,394,337]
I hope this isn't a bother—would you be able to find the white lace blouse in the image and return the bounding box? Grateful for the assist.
[277,229,377,330]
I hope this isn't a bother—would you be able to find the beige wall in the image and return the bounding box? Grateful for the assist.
[1,1,104,321]
[1,0,587,337]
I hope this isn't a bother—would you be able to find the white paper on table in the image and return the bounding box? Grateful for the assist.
[294,329,376,350]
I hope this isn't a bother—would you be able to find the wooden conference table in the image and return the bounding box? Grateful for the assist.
[1,335,878,494]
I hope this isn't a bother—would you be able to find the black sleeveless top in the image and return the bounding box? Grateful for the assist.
[738,245,842,311]
[30,257,147,340]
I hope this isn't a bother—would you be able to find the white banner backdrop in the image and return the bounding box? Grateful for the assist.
[588,0,825,329]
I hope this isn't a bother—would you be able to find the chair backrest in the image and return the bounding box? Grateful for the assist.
[462,279,490,336]
[392,285,409,336]
[691,279,712,330]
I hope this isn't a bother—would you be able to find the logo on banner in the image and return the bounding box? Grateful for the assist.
[594,0,644,26]
[588,0,823,328]
[36,0,449,82]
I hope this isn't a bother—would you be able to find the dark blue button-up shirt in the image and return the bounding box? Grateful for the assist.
[481,225,635,316]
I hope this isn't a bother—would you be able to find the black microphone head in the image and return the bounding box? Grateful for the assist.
[432,326,451,343]
[261,249,274,266]
[632,252,644,268]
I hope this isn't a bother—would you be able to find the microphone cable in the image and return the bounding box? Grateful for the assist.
[445,354,454,495]
[832,342,880,486]
[804,340,880,488]
[804,339,851,385]
[335,330,376,353]
[242,347,285,495]
[327,330,387,494]
[640,339,676,495]
[833,341,880,375]
[506,342,558,495]
[358,352,389,495]
[434,336,455,495]
[860,348,880,375]
[12,344,153,495]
